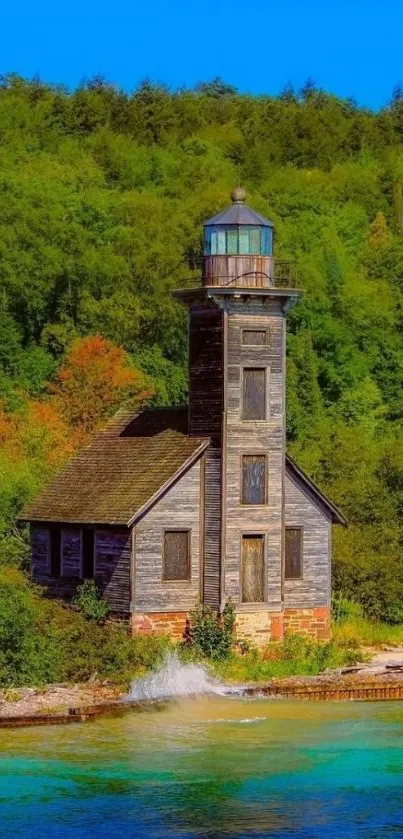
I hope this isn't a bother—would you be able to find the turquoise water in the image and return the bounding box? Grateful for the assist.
[0,697,402,838]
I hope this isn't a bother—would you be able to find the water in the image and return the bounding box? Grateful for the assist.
[0,696,402,838]
[127,652,230,700]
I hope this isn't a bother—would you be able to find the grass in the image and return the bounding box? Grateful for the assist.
[333,617,403,647]
[210,633,365,684]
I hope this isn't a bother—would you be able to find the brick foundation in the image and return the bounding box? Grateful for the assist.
[131,611,189,640]
[132,606,331,645]
[235,606,330,646]
[284,606,331,641]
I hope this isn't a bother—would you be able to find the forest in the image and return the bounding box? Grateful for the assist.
[1,73,403,624]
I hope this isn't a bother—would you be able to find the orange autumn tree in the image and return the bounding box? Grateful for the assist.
[51,335,153,440]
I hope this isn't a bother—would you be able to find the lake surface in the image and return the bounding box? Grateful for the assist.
[0,697,402,838]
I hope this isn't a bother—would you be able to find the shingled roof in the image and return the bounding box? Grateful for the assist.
[20,408,209,527]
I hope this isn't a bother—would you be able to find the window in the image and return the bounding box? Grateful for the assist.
[82,528,95,579]
[242,455,267,505]
[204,225,273,256]
[242,329,269,346]
[241,535,265,603]
[285,528,303,579]
[61,528,82,577]
[242,368,266,420]
[163,530,190,581]
[50,527,61,577]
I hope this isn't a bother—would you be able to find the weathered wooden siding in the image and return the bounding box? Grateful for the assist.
[223,299,286,613]
[188,303,223,609]
[31,527,50,577]
[134,459,202,613]
[61,528,81,577]
[188,305,223,446]
[95,529,131,613]
[30,524,131,613]
[202,447,221,608]
[284,472,331,608]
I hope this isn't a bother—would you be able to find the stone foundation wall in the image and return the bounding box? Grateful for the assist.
[131,611,189,640]
[132,606,331,645]
[235,611,284,646]
[235,606,331,646]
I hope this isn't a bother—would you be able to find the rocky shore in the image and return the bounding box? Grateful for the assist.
[1,648,402,725]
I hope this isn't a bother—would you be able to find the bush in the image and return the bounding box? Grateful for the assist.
[187,600,235,660]
[72,580,110,621]
[0,568,170,688]
[332,593,364,624]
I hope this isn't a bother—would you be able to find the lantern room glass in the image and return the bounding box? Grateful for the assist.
[204,225,272,256]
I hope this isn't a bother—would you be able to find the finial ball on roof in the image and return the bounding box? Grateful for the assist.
[231,186,246,203]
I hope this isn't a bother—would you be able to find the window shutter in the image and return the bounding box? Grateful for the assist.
[242,368,266,420]
[241,535,265,602]
[163,531,190,581]
[242,455,267,504]
[61,528,81,577]
[285,528,303,579]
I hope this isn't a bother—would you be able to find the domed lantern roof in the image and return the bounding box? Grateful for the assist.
[204,189,274,257]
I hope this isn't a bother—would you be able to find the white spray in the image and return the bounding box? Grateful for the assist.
[127,652,237,701]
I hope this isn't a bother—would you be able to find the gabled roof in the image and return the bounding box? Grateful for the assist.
[204,203,273,227]
[286,454,347,525]
[20,408,209,527]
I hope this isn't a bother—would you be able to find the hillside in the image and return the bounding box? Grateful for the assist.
[1,74,403,620]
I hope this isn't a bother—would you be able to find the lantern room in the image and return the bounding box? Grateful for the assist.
[202,188,275,288]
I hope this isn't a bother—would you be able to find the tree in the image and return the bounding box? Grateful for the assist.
[50,335,152,437]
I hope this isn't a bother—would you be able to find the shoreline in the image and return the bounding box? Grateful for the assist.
[1,667,403,728]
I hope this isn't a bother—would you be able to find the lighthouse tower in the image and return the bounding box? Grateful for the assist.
[175,189,300,637]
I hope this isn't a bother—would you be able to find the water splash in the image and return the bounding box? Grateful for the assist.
[127,653,232,701]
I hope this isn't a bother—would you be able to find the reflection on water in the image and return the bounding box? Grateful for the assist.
[0,697,402,838]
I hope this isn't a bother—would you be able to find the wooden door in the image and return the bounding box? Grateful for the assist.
[241,535,265,603]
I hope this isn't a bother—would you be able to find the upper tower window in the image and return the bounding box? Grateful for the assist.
[204,225,272,256]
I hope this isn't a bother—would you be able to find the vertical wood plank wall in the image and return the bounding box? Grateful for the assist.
[30,523,131,613]
[223,299,286,612]
[95,529,131,613]
[134,460,201,613]
[202,448,221,607]
[188,305,224,609]
[284,472,331,608]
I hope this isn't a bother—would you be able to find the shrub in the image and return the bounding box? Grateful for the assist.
[0,568,170,688]
[72,580,110,621]
[332,593,364,623]
[187,600,235,660]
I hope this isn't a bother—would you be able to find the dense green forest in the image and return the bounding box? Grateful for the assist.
[1,73,403,622]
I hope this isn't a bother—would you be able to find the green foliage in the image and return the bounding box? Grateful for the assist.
[0,567,170,688]
[187,600,235,660]
[72,580,110,622]
[214,633,363,683]
[332,593,364,624]
[0,76,402,623]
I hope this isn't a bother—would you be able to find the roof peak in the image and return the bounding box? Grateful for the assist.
[231,186,247,204]
[204,190,273,228]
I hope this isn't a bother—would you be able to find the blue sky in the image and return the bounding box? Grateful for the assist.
[1,0,402,109]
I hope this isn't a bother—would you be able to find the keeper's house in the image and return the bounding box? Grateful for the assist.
[21,189,345,645]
